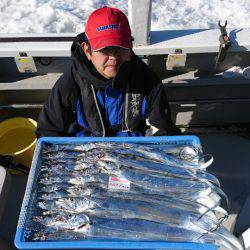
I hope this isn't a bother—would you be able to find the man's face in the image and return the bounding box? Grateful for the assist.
[83,44,131,79]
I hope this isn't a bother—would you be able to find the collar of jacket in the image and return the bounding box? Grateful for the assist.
[71,33,147,91]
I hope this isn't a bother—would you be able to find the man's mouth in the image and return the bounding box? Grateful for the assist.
[106,65,117,68]
[105,62,121,69]
[105,65,118,71]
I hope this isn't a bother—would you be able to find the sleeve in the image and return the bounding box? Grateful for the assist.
[147,83,181,136]
[35,70,77,138]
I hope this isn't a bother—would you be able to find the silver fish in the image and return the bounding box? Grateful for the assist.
[32,212,90,230]
[37,183,73,193]
[39,169,102,185]
[41,142,116,154]
[43,158,87,166]
[42,150,86,160]
[38,176,66,185]
[38,185,96,200]
[39,167,101,180]
[38,195,220,232]
[97,153,220,186]
[155,144,201,160]
[72,217,207,240]
[32,220,241,250]
[32,229,80,241]
[37,197,94,213]
[42,144,93,154]
[94,161,212,197]
[40,162,95,173]
[107,145,201,169]
[42,185,226,222]
[43,142,201,161]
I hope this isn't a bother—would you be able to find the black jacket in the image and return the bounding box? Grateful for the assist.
[36,33,180,137]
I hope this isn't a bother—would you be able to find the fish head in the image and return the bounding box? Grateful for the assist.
[65,213,90,229]
[33,214,59,226]
[80,143,96,151]
[55,197,76,210]
[40,165,50,172]
[33,232,48,241]
[39,184,57,193]
[54,214,69,224]
[97,160,116,172]
[51,164,64,171]
[39,176,58,185]
[32,215,46,224]
[67,185,86,196]
[54,151,65,158]
[56,197,91,212]
[68,176,85,185]
[179,146,199,161]
[74,162,90,170]
[42,209,55,216]
[37,192,51,200]
[40,173,51,179]
[37,200,53,210]
[38,176,50,184]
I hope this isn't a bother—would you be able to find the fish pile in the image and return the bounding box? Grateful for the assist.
[27,141,243,250]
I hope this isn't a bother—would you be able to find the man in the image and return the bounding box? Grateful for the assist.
[36,6,180,137]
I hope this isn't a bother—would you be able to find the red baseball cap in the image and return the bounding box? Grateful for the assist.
[85,6,132,51]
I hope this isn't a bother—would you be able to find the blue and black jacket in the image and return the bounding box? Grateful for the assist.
[36,33,180,137]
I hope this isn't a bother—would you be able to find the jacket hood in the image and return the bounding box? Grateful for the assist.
[71,32,111,88]
[71,33,160,93]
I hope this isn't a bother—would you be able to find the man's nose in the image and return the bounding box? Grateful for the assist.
[108,48,121,58]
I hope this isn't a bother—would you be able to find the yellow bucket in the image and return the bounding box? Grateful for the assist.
[0,117,37,171]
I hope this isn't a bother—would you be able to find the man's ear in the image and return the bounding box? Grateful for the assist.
[81,42,92,60]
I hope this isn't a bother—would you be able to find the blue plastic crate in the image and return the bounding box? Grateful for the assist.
[15,135,217,250]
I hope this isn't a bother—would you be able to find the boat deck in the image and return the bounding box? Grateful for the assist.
[1,130,250,249]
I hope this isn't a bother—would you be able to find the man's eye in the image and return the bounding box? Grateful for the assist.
[99,48,108,53]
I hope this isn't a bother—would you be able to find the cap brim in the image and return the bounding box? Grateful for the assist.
[89,35,132,51]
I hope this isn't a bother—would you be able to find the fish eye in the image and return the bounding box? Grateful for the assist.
[179,146,198,160]
[42,201,47,205]
[98,153,105,159]
[70,197,74,202]
[77,177,83,181]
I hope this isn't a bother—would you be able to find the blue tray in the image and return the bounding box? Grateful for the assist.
[14,135,217,250]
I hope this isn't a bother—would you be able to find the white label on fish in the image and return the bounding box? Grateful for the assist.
[108,176,131,191]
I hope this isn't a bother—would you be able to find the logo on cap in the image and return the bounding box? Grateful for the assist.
[96,24,119,32]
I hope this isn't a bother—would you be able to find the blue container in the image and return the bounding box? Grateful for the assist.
[15,135,217,250]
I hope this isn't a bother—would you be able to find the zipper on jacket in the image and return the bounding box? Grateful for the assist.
[123,86,130,132]
[91,84,106,137]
